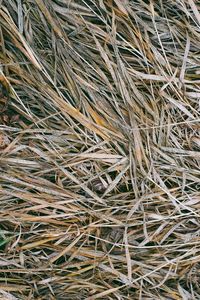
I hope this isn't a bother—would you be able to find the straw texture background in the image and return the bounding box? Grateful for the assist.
[0,0,200,299]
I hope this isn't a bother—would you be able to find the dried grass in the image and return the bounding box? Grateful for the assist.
[0,0,200,299]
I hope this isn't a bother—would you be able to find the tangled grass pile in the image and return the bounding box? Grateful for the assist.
[1,0,200,299]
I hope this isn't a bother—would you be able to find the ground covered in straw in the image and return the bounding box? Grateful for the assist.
[0,0,200,299]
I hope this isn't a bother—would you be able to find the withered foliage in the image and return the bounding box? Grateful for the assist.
[0,1,200,299]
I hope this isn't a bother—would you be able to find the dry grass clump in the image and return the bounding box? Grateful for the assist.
[1,0,200,299]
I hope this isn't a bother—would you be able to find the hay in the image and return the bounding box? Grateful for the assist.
[0,0,200,299]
